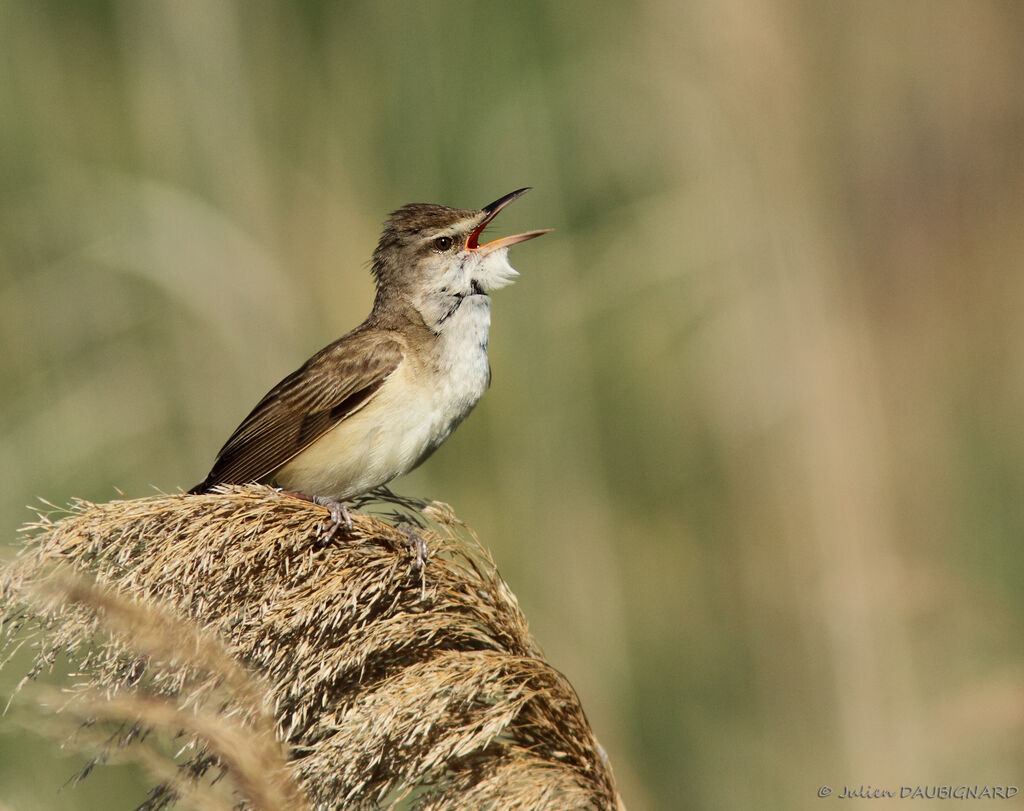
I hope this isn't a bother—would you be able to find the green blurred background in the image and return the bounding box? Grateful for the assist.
[3,1,1024,808]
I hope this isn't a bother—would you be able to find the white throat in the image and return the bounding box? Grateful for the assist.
[414,247,518,333]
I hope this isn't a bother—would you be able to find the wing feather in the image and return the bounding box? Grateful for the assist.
[191,331,404,491]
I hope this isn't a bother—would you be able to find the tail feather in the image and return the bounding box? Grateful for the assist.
[188,479,213,495]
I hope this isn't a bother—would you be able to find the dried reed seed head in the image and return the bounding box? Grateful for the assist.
[2,485,622,810]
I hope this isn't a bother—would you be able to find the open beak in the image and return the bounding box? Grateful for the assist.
[466,187,551,253]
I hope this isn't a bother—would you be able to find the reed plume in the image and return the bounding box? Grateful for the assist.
[1,486,622,810]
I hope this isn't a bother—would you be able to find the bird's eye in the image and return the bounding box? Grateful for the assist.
[432,235,454,252]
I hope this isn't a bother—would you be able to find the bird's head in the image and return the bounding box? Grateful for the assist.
[371,188,549,321]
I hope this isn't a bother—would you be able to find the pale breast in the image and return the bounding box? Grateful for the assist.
[274,297,492,500]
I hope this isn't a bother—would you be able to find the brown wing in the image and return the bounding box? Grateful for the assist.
[191,331,404,492]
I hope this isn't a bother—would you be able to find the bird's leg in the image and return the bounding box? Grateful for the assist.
[312,496,353,531]
[277,489,353,543]
[312,496,353,545]
[397,523,429,573]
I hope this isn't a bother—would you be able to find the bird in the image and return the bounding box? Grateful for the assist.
[190,188,548,536]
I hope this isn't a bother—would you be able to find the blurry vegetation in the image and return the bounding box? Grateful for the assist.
[2,1,1024,809]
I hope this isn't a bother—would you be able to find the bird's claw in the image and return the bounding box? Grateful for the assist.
[312,496,353,544]
[397,523,429,573]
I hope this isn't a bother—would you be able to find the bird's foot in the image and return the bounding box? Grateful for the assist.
[312,496,353,530]
[278,489,354,544]
[277,489,423,571]
[397,523,429,573]
[311,496,353,545]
